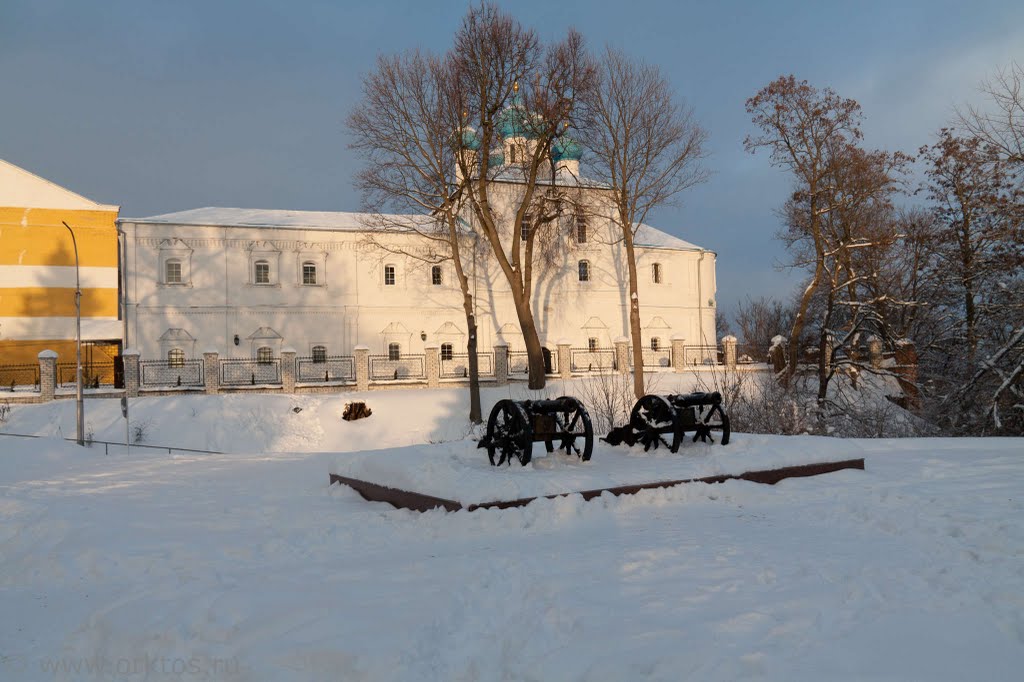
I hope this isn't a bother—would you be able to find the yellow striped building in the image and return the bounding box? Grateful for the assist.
[0,159,122,373]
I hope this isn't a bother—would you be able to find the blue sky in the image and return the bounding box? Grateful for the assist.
[2,0,1022,318]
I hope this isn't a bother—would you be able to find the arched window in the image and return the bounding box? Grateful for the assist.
[440,343,453,361]
[257,346,273,364]
[254,260,271,285]
[388,343,401,361]
[652,262,662,284]
[588,337,599,352]
[312,345,327,363]
[576,212,587,243]
[165,259,182,284]
[431,265,442,286]
[384,264,396,286]
[650,337,660,351]
[578,259,590,282]
[302,261,317,285]
[167,348,185,366]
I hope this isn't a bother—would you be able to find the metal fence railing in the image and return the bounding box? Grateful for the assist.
[369,355,426,381]
[296,355,355,382]
[629,347,673,369]
[570,348,617,373]
[140,359,204,388]
[507,350,558,376]
[440,352,495,379]
[682,345,720,366]
[220,358,282,385]
[0,364,40,391]
[57,361,116,388]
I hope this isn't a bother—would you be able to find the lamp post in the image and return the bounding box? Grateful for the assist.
[62,221,84,446]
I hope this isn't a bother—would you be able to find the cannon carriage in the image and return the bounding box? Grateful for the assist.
[478,396,594,466]
[608,391,730,452]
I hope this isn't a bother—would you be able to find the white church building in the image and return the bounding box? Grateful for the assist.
[119,106,718,373]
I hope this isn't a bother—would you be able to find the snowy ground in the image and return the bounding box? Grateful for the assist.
[1,388,1023,680]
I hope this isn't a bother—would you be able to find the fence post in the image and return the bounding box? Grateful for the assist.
[354,346,369,391]
[671,335,686,373]
[203,350,220,395]
[493,342,508,386]
[557,340,572,380]
[38,350,57,401]
[614,336,629,375]
[424,344,440,388]
[122,349,140,397]
[281,347,296,393]
[722,336,737,370]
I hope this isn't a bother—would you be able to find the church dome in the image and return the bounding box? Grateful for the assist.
[552,137,582,161]
[461,128,481,151]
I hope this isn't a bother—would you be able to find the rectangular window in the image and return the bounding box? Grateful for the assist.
[388,343,401,361]
[432,265,442,286]
[588,338,598,352]
[576,212,587,243]
[165,261,182,284]
[384,265,396,286]
[578,260,590,282]
[652,263,663,284]
[302,263,317,285]
[520,214,532,241]
[254,261,270,284]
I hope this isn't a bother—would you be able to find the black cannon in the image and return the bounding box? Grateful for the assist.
[606,391,730,452]
[478,396,594,466]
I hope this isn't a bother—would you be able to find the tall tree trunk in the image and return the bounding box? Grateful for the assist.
[622,228,645,399]
[448,220,482,423]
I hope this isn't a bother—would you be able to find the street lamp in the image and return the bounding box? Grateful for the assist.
[62,221,84,446]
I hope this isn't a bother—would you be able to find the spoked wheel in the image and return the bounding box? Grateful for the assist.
[690,402,731,445]
[630,394,681,452]
[485,399,533,465]
[554,396,594,461]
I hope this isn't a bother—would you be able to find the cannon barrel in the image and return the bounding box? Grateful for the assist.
[666,391,722,409]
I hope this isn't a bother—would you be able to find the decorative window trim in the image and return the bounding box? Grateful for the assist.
[247,242,281,287]
[158,239,193,287]
[295,250,327,287]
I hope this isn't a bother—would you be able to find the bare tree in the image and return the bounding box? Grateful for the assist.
[445,4,595,389]
[579,47,709,399]
[745,76,863,382]
[348,51,486,421]
[958,61,1024,167]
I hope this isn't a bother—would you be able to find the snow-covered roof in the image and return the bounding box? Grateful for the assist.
[128,207,436,232]
[633,223,704,252]
[0,158,119,211]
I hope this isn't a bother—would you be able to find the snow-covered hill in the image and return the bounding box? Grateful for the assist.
[1,389,1022,680]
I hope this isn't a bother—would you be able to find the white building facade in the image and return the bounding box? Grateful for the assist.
[120,177,717,368]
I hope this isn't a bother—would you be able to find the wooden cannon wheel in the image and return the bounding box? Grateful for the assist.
[690,401,731,445]
[484,399,533,466]
[630,394,681,453]
[549,396,594,462]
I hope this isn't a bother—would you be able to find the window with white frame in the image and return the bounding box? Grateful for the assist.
[388,343,401,361]
[384,264,396,286]
[167,348,185,366]
[441,343,453,361]
[431,265,442,286]
[651,337,660,351]
[578,259,590,282]
[165,259,182,284]
[312,345,327,363]
[652,262,663,284]
[257,346,273,364]
[302,261,317,285]
[576,211,587,243]
[254,260,271,285]
[588,337,598,352]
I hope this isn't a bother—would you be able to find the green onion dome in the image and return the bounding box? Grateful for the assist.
[552,136,582,161]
